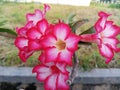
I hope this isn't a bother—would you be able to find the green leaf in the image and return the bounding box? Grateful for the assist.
[66,13,76,25]
[80,26,95,35]
[0,28,17,38]
[72,19,89,33]
[0,20,7,26]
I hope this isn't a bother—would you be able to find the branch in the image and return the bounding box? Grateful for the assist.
[67,52,79,86]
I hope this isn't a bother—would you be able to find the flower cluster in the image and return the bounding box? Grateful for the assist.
[15,4,120,90]
[15,4,80,90]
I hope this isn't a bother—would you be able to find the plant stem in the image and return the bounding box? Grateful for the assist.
[67,52,79,89]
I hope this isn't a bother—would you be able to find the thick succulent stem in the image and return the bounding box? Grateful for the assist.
[67,52,79,89]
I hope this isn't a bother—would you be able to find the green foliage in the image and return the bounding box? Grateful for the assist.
[0,20,7,26]
[108,4,120,8]
[80,26,95,35]
[66,13,76,26]
[0,28,17,38]
[78,45,107,71]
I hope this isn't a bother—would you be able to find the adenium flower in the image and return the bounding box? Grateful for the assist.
[15,22,34,62]
[15,4,50,62]
[41,22,80,65]
[26,4,50,26]
[33,59,69,90]
[27,19,49,50]
[80,11,120,64]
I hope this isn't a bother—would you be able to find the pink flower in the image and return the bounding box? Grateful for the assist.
[15,4,50,62]
[15,22,34,62]
[33,61,69,90]
[15,19,50,61]
[80,11,120,64]
[26,4,50,26]
[41,22,80,65]
[27,19,49,50]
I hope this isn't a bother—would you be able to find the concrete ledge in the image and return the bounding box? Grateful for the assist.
[74,68,120,84]
[0,66,39,83]
[0,66,120,84]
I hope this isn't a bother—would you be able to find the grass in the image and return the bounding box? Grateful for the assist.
[0,2,120,69]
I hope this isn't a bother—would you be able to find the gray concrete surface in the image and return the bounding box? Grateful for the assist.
[0,66,120,84]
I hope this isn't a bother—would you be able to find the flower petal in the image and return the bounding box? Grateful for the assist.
[53,23,71,40]
[28,40,42,50]
[33,65,52,81]
[102,37,119,51]
[45,47,59,62]
[102,21,120,37]
[27,27,42,40]
[15,37,28,50]
[37,19,49,35]
[66,33,80,51]
[59,49,73,65]
[33,65,51,73]
[16,22,34,37]
[41,34,56,48]
[26,9,43,25]
[95,11,109,32]
[57,73,69,90]
[45,74,57,90]
[43,4,50,16]
[56,62,68,73]
[19,47,34,62]
[99,44,114,59]
[39,52,55,66]
[17,27,27,37]
[105,58,112,64]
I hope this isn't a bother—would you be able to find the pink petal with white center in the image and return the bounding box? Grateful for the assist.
[99,44,114,59]
[33,65,51,73]
[95,11,109,32]
[25,21,34,29]
[17,27,27,37]
[57,73,69,90]
[45,47,59,62]
[53,23,71,40]
[37,19,48,35]
[39,53,55,66]
[26,9,43,25]
[28,40,41,50]
[16,22,33,37]
[66,33,80,51]
[15,37,28,50]
[102,37,119,51]
[33,65,52,81]
[45,74,57,90]
[19,48,34,62]
[59,49,73,65]
[27,27,42,40]
[102,21,120,37]
[56,62,68,73]
[41,34,56,48]
[36,73,51,82]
